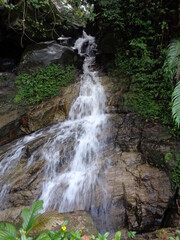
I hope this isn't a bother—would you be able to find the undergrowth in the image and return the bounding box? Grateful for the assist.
[111,42,180,137]
[14,64,76,105]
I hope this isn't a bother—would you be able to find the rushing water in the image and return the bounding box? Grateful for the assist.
[0,31,108,222]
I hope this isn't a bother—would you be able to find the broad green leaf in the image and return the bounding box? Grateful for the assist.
[0,223,18,240]
[115,231,122,240]
[0,230,16,240]
[22,200,43,233]
[36,232,51,240]
[31,212,64,233]
[5,223,18,238]
[104,232,109,238]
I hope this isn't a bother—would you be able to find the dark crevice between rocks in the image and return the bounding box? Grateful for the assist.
[137,132,143,154]
[114,117,124,150]
[161,187,180,228]
[134,199,142,230]
[122,183,130,229]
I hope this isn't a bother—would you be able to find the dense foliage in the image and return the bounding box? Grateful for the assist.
[93,0,179,135]
[14,64,76,105]
[166,39,180,127]
[0,0,93,43]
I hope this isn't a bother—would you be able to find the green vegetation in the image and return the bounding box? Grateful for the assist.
[0,200,136,240]
[169,230,180,240]
[164,39,180,127]
[14,64,76,105]
[93,0,179,135]
[0,0,93,43]
[115,48,174,125]
[0,200,82,240]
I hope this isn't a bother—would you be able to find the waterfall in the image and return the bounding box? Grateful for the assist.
[0,31,108,223]
[40,31,107,211]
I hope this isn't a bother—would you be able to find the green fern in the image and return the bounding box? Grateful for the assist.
[164,39,180,127]
[168,39,180,63]
[165,39,180,79]
[172,81,180,127]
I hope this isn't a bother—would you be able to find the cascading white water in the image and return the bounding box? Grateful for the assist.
[40,31,107,211]
[0,31,108,217]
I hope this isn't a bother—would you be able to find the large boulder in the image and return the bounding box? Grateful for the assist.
[18,41,83,73]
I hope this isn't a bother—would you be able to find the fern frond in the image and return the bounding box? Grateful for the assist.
[164,39,180,80]
[167,39,180,69]
[172,81,180,127]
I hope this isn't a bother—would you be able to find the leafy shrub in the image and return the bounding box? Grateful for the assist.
[112,42,180,136]
[94,0,179,135]
[14,64,76,105]
[0,200,136,240]
[0,200,82,240]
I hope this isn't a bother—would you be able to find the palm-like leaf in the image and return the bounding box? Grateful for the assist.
[22,200,43,233]
[166,39,180,74]
[31,211,64,233]
[164,39,180,127]
[0,231,16,240]
[172,81,180,127]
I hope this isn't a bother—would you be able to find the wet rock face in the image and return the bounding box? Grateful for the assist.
[19,41,83,73]
[141,124,180,171]
[0,112,174,232]
[135,228,179,240]
[0,75,179,233]
[90,114,173,232]
[20,82,80,133]
[0,82,80,146]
